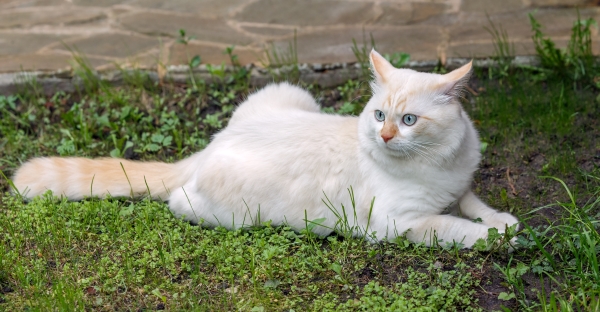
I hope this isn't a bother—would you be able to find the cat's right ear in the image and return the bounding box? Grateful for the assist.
[439,60,473,98]
[370,49,395,84]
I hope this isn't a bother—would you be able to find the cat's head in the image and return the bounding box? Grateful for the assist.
[359,50,474,161]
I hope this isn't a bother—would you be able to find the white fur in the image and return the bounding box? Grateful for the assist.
[15,53,519,248]
[165,65,518,247]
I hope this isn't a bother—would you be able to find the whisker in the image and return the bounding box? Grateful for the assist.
[404,144,438,167]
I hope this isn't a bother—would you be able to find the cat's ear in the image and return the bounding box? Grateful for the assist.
[370,49,395,84]
[439,60,472,98]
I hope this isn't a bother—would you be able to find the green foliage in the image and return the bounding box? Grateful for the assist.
[1,19,600,309]
[493,174,600,311]
[351,31,377,80]
[323,79,369,115]
[177,28,202,90]
[263,30,300,82]
[0,193,486,310]
[529,11,598,82]
[313,267,481,311]
[224,45,250,88]
[384,52,410,68]
[485,15,514,80]
[469,75,598,177]
[71,52,107,95]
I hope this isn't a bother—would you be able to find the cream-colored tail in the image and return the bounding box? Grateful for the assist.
[12,157,191,200]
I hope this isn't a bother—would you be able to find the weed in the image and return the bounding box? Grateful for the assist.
[1,13,600,310]
[224,46,250,88]
[494,175,600,311]
[70,49,107,95]
[485,15,514,80]
[351,30,377,80]
[176,29,202,90]
[383,52,410,68]
[529,10,598,83]
[263,30,300,82]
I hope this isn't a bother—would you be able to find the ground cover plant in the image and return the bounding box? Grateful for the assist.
[1,13,599,311]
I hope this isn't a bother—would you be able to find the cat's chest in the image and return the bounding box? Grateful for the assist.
[366,162,470,213]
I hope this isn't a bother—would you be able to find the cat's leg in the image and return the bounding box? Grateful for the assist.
[167,186,206,224]
[168,185,233,228]
[458,190,519,232]
[392,214,493,248]
[168,185,243,229]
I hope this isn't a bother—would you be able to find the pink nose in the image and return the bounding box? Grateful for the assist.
[381,134,393,143]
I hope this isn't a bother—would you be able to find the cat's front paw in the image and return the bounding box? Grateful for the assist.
[484,212,519,233]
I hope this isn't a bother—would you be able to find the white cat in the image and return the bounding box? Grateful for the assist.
[13,50,518,247]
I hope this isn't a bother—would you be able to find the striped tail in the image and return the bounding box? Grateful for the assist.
[12,157,191,200]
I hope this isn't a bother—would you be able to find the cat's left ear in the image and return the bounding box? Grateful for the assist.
[439,60,472,98]
[370,49,395,84]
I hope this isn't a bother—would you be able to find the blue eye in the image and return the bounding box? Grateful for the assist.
[374,110,385,122]
[403,114,417,126]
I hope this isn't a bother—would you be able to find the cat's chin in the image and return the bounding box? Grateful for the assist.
[379,145,412,159]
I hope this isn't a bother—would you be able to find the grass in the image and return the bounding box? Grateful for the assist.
[0,194,488,311]
[1,11,600,311]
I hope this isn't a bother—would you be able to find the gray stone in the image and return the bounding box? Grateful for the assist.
[169,43,261,66]
[447,41,540,58]
[529,0,595,7]
[73,0,128,7]
[116,51,161,70]
[375,3,413,26]
[0,53,109,72]
[236,0,378,26]
[0,0,66,9]
[0,34,67,56]
[411,2,451,23]
[461,0,525,14]
[0,7,107,29]
[449,8,597,45]
[377,2,450,26]
[374,26,443,61]
[269,26,442,64]
[531,8,600,38]
[126,0,250,17]
[0,0,595,79]
[0,54,71,72]
[450,12,532,44]
[56,33,159,59]
[0,72,75,95]
[240,25,296,38]
[119,12,253,45]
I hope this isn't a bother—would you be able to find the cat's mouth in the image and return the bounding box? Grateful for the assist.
[382,140,434,160]
[380,140,410,157]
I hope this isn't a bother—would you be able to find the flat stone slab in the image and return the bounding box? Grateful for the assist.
[271,26,442,64]
[0,33,66,56]
[0,0,68,9]
[55,33,159,59]
[376,2,454,26]
[119,12,253,45]
[0,54,73,72]
[461,0,525,14]
[0,53,110,72]
[0,7,107,29]
[236,0,378,26]
[0,0,599,91]
[168,43,262,66]
[119,0,250,17]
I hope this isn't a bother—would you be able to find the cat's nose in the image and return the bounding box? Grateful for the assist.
[381,133,394,143]
[380,122,397,143]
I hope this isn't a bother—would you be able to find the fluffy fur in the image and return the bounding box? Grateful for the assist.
[13,50,518,247]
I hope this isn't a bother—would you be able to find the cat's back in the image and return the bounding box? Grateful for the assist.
[228,83,321,126]
[212,108,359,164]
[194,108,363,211]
